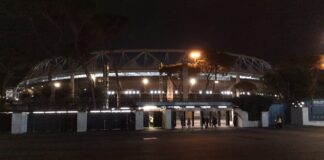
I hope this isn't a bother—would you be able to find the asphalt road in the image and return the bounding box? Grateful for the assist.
[1,127,324,160]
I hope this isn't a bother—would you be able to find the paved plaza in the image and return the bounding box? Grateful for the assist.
[1,127,324,160]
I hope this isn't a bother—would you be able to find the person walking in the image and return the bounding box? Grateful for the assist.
[276,116,283,128]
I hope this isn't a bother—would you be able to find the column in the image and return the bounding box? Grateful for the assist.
[135,111,144,130]
[163,109,172,129]
[77,112,87,132]
[166,76,174,102]
[261,111,269,127]
[11,112,28,134]
[182,64,189,101]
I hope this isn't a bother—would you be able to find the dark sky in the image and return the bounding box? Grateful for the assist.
[102,0,324,63]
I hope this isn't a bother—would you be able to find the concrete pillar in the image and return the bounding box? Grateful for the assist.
[182,64,189,101]
[11,112,28,134]
[77,112,87,132]
[135,111,144,130]
[163,109,172,129]
[235,108,249,127]
[166,77,174,102]
[261,111,269,127]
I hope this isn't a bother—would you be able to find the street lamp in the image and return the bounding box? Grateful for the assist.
[190,50,201,62]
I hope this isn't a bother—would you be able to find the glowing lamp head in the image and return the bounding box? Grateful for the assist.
[190,78,197,85]
[142,78,149,85]
[190,51,201,60]
[54,82,61,88]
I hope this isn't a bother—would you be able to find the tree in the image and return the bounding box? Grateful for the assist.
[263,67,315,123]
[232,95,273,121]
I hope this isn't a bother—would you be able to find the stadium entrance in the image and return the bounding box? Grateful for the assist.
[173,108,236,129]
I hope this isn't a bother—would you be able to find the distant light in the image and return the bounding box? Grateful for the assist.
[54,82,61,88]
[214,80,219,84]
[190,78,197,85]
[201,106,211,109]
[175,90,179,94]
[120,107,130,110]
[190,50,201,60]
[186,106,195,109]
[174,106,181,109]
[142,78,149,85]
[142,105,158,111]
[218,106,227,109]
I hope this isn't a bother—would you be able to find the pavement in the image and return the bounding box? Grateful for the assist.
[1,126,324,160]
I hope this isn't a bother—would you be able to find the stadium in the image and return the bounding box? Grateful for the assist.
[11,49,272,130]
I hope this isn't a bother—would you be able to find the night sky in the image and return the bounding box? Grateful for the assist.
[101,0,324,63]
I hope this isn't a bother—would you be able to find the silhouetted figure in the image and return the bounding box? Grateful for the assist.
[205,118,209,129]
[276,116,283,128]
[212,117,217,128]
[201,117,205,129]
[187,118,191,128]
[233,113,238,127]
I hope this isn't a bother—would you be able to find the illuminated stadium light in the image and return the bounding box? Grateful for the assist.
[45,111,55,114]
[53,82,61,88]
[124,90,140,95]
[189,78,197,86]
[190,50,201,61]
[174,106,181,109]
[150,90,164,95]
[101,110,111,113]
[221,91,233,95]
[142,105,158,111]
[218,106,227,109]
[142,78,149,85]
[90,110,101,113]
[67,111,78,113]
[107,91,116,95]
[185,106,195,109]
[201,106,211,109]
[33,111,45,114]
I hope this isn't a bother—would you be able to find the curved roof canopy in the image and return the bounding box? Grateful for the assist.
[23,49,271,84]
